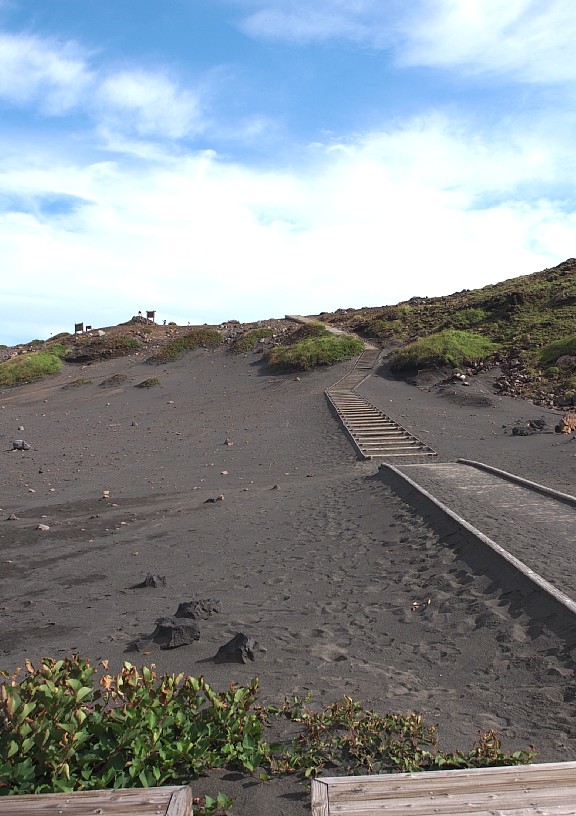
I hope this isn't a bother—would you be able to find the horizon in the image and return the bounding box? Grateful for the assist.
[2,1,576,345]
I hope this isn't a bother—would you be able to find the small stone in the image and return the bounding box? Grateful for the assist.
[221,470,228,475]
[18,426,24,431]
[6,514,18,521]
[142,573,167,588]
[12,440,31,451]
[36,523,50,531]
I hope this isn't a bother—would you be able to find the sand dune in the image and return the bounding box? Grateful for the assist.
[1,347,575,814]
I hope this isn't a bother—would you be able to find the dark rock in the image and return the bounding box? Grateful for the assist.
[131,617,201,651]
[143,573,167,588]
[100,373,129,388]
[214,632,262,664]
[12,440,31,450]
[175,598,222,619]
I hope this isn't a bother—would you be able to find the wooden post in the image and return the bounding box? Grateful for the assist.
[74,322,84,334]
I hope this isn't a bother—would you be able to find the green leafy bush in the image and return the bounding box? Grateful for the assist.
[268,695,533,777]
[231,328,273,353]
[265,334,364,371]
[390,330,499,372]
[147,329,222,364]
[0,351,63,386]
[0,657,267,795]
[0,658,532,799]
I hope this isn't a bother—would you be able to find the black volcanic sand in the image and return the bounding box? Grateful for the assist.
[1,347,576,814]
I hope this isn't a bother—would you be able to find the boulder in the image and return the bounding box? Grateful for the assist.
[214,633,262,664]
[175,598,222,619]
[12,440,31,451]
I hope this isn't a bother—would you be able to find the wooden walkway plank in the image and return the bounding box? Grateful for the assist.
[0,785,192,816]
[326,349,436,460]
[312,762,576,816]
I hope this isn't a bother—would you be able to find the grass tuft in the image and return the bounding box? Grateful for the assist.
[0,351,63,386]
[231,327,274,353]
[390,330,499,372]
[147,329,222,364]
[538,335,576,367]
[265,334,364,371]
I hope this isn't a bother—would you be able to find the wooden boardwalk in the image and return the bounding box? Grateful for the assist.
[311,761,576,815]
[0,785,192,815]
[390,460,576,601]
[326,349,437,459]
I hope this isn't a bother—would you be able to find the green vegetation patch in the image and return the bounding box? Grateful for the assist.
[391,330,499,372]
[0,350,63,386]
[538,335,576,368]
[231,327,274,353]
[0,656,532,797]
[265,334,364,371]
[147,328,222,364]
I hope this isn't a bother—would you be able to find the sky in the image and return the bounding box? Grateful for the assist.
[1,0,576,345]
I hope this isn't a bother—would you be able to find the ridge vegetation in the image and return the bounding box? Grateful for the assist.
[319,258,576,406]
[1,260,575,405]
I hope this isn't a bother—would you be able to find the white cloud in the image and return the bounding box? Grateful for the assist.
[96,70,205,139]
[398,0,576,83]
[0,31,92,113]
[232,0,576,84]
[0,29,208,144]
[233,0,396,45]
[1,111,575,345]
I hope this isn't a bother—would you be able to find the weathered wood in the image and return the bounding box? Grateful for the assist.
[312,762,576,815]
[166,786,193,816]
[0,785,192,815]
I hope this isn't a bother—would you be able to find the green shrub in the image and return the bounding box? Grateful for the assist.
[539,335,576,367]
[268,695,533,777]
[0,657,267,794]
[0,351,63,386]
[45,343,67,358]
[0,657,533,797]
[265,334,364,371]
[390,330,499,372]
[231,328,273,353]
[147,329,222,364]
[290,322,330,341]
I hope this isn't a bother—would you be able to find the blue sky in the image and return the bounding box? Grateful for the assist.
[1,1,575,344]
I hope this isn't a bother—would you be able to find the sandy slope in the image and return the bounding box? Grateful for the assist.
[1,347,576,814]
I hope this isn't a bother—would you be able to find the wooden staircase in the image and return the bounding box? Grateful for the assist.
[326,348,436,459]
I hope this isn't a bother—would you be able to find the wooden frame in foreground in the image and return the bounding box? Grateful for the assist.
[311,761,576,815]
[0,784,193,815]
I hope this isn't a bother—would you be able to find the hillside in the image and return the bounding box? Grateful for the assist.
[318,257,576,408]
[1,259,576,409]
